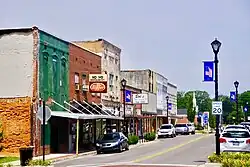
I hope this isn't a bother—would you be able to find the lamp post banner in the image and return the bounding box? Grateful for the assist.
[203,61,214,82]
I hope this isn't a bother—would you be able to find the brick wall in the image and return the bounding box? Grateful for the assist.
[0,97,32,154]
[69,44,101,103]
[176,115,198,124]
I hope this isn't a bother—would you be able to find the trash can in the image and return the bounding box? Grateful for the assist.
[19,146,34,166]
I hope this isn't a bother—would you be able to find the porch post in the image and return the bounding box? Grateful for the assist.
[76,119,79,155]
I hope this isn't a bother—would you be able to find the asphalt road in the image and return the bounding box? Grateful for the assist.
[54,134,215,167]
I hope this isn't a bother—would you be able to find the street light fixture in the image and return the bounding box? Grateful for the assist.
[121,78,127,136]
[211,38,222,155]
[234,81,239,124]
[166,96,169,124]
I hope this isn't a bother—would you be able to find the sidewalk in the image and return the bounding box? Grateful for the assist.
[4,139,158,166]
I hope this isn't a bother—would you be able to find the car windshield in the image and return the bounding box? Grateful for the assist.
[160,125,171,129]
[225,126,245,129]
[175,124,187,127]
[102,133,120,140]
[222,131,250,138]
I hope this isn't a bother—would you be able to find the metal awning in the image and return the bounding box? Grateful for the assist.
[51,111,123,120]
[51,99,123,120]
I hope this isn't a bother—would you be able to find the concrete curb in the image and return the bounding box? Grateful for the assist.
[197,163,221,167]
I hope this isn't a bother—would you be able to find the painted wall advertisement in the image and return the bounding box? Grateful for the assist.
[89,74,107,93]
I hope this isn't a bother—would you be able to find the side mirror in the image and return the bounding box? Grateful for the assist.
[157,128,160,131]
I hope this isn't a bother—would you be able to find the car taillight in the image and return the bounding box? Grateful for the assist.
[219,138,226,143]
[246,139,250,144]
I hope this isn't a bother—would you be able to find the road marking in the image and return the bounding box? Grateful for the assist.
[132,135,210,163]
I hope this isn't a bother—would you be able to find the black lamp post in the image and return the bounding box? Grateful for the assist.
[234,81,239,124]
[211,38,222,155]
[121,78,127,136]
[166,96,169,124]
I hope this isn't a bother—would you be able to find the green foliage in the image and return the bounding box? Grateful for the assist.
[28,159,52,166]
[177,91,186,109]
[186,93,195,122]
[128,135,139,145]
[144,132,156,141]
[208,152,250,167]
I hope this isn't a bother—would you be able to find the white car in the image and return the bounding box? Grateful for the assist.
[187,123,195,135]
[240,122,250,132]
[157,124,176,138]
[220,128,250,152]
[222,125,247,133]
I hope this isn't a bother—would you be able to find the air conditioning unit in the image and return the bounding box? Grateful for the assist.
[75,84,80,91]
[82,85,89,92]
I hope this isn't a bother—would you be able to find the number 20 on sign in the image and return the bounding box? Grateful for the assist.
[212,101,223,115]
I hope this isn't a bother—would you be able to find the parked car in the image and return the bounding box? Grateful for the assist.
[223,125,247,133]
[220,128,250,152]
[96,132,129,154]
[175,123,189,135]
[157,124,176,138]
[240,122,250,131]
[187,123,195,135]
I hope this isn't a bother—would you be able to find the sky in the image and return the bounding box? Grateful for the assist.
[1,0,250,97]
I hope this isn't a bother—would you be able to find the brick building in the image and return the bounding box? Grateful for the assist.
[69,43,101,103]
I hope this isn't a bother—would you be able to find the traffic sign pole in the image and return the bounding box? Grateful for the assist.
[42,100,46,161]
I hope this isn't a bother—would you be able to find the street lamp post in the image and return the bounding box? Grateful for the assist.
[234,81,239,124]
[166,96,169,124]
[211,38,222,155]
[121,78,127,136]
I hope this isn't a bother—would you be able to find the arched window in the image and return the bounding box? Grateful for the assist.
[43,53,49,100]
[61,58,67,102]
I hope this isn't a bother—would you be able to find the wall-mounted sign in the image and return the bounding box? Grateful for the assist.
[89,74,107,93]
[132,93,149,104]
[89,74,107,82]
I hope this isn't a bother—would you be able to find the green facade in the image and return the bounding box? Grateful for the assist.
[38,30,69,145]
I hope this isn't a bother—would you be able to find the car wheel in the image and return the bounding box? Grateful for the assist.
[125,144,129,150]
[192,131,195,135]
[119,144,123,152]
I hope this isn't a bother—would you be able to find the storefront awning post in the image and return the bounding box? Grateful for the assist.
[76,119,79,155]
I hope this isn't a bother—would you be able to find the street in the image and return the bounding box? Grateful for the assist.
[54,134,215,167]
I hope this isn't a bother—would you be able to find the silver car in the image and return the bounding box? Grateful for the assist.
[175,123,189,135]
[220,128,250,152]
[157,124,176,138]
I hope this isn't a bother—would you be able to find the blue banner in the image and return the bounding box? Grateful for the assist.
[244,106,248,112]
[203,61,214,82]
[125,90,132,103]
[168,103,172,110]
[230,91,236,102]
[203,112,209,125]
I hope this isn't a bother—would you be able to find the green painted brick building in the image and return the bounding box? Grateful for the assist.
[38,30,69,146]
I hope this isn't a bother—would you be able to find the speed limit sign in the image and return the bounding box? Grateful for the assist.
[212,101,223,115]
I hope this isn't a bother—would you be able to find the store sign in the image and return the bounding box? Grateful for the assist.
[89,74,107,93]
[132,93,149,104]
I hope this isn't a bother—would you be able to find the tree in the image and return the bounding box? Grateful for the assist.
[218,95,233,124]
[177,91,186,109]
[186,94,196,122]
